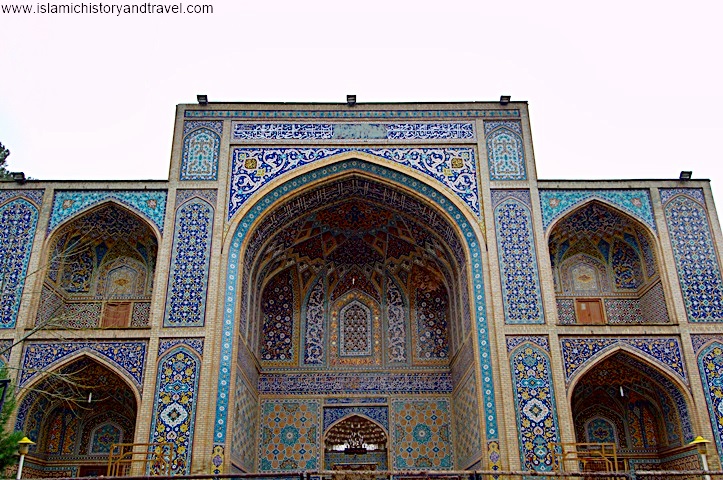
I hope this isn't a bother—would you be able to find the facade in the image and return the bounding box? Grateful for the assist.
[1,100,723,476]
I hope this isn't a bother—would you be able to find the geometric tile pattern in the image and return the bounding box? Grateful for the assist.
[452,371,482,469]
[19,340,147,389]
[697,342,723,464]
[231,370,258,473]
[0,189,44,207]
[692,334,723,353]
[233,122,475,140]
[484,121,526,181]
[323,406,388,431]
[0,198,40,328]
[493,190,544,324]
[229,147,481,218]
[218,160,497,455]
[180,121,222,181]
[158,338,204,357]
[386,278,407,364]
[260,269,297,365]
[259,399,320,472]
[303,277,325,365]
[560,337,686,384]
[258,372,452,395]
[49,190,168,234]
[506,335,549,352]
[391,398,452,469]
[539,189,656,232]
[131,301,151,327]
[640,283,671,323]
[604,298,643,323]
[509,342,560,472]
[164,195,214,327]
[556,299,576,324]
[663,190,723,322]
[149,346,201,475]
[187,108,521,119]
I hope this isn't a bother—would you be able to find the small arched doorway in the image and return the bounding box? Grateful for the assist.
[324,415,388,471]
[15,356,138,477]
[571,351,694,470]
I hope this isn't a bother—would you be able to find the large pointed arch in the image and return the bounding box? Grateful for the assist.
[214,157,497,473]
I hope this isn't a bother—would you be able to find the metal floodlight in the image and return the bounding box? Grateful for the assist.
[197,94,208,105]
[680,170,693,180]
[346,94,356,107]
[500,95,511,105]
[11,172,25,184]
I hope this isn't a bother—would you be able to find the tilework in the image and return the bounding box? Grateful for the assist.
[49,190,168,234]
[231,370,258,472]
[493,190,544,324]
[325,397,387,404]
[660,187,706,205]
[585,418,616,443]
[640,282,671,323]
[303,277,325,365]
[556,298,576,324]
[149,346,201,475]
[323,406,388,431]
[339,300,374,356]
[539,189,656,232]
[604,298,643,324]
[0,339,11,363]
[258,372,452,395]
[663,190,723,322]
[164,195,214,327]
[0,198,40,328]
[560,337,686,384]
[90,422,123,453]
[484,121,526,181]
[233,122,475,140]
[692,334,723,353]
[158,337,204,356]
[176,188,217,206]
[450,340,473,387]
[259,399,320,472]
[62,302,102,328]
[217,161,497,465]
[0,189,44,207]
[412,284,449,362]
[187,108,520,119]
[509,343,560,472]
[698,342,723,463]
[180,120,223,181]
[452,371,482,469]
[506,335,549,352]
[229,147,481,218]
[386,278,407,364]
[20,341,147,389]
[131,301,151,327]
[391,398,452,469]
[260,269,297,365]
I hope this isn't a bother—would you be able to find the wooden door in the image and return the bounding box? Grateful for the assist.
[575,299,605,324]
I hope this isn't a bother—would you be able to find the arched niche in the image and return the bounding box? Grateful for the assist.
[548,200,669,325]
[324,415,389,471]
[37,202,158,329]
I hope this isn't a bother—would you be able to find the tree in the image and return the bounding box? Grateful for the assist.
[0,142,10,179]
[0,369,24,472]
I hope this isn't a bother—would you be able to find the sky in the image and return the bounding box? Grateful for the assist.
[2,1,723,203]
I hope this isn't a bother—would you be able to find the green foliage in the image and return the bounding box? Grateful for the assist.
[0,370,23,472]
[0,142,10,179]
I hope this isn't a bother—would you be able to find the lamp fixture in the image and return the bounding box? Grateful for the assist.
[680,171,692,180]
[11,172,26,185]
[197,94,208,105]
[500,95,511,105]
[346,94,356,107]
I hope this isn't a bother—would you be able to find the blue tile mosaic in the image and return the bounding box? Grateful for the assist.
[660,188,705,205]
[484,121,527,181]
[560,337,686,384]
[539,189,656,232]
[216,160,497,459]
[181,121,223,181]
[149,346,201,475]
[662,189,723,322]
[509,342,560,472]
[233,122,475,140]
[158,338,204,356]
[697,342,723,463]
[506,335,549,352]
[258,372,452,395]
[49,190,167,234]
[0,189,44,207]
[229,147,480,218]
[164,194,214,327]
[323,406,388,431]
[0,198,40,328]
[186,109,520,119]
[325,397,387,404]
[493,190,544,324]
[20,341,147,389]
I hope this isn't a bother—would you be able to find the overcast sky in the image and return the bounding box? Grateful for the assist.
[2,1,722,205]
